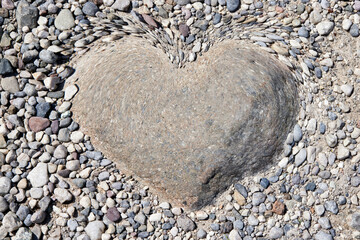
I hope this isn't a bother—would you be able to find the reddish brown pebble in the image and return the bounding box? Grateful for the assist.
[28,117,50,132]
[272,200,286,215]
[141,14,157,28]
[179,23,190,37]
[106,207,121,222]
[275,6,284,13]
[51,120,59,134]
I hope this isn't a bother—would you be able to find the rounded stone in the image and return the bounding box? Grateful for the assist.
[72,38,298,209]
[54,9,75,30]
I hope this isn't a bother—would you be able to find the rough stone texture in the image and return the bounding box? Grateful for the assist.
[72,38,298,209]
[16,0,39,30]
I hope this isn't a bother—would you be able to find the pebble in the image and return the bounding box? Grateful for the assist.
[27,162,48,188]
[30,210,46,224]
[229,229,241,240]
[53,145,68,159]
[350,24,359,37]
[55,9,75,30]
[0,58,14,75]
[82,2,99,16]
[272,200,286,215]
[337,145,350,160]
[149,213,162,222]
[54,188,72,203]
[111,0,131,11]
[324,200,338,214]
[260,178,270,188]
[343,19,353,31]
[1,76,19,93]
[314,231,333,240]
[2,212,22,232]
[318,217,331,229]
[234,183,248,198]
[106,207,121,222]
[177,214,196,232]
[28,117,50,132]
[85,221,105,240]
[16,0,39,30]
[227,0,240,12]
[293,124,302,142]
[295,148,307,166]
[341,84,354,96]
[351,213,360,231]
[351,176,360,187]
[0,196,9,212]
[64,85,79,101]
[316,21,335,35]
[14,228,32,240]
[1,0,14,10]
[269,227,283,239]
[39,50,58,64]
[0,177,11,196]
[197,229,207,238]
[326,134,337,148]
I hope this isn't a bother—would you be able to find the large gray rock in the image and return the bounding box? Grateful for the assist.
[72,38,298,209]
[16,0,39,31]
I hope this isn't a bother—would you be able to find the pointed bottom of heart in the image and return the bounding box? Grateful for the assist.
[71,37,298,209]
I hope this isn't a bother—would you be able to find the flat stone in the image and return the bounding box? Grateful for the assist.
[28,117,50,132]
[72,38,298,209]
[1,76,19,93]
[27,162,48,187]
[55,9,75,30]
[64,84,79,101]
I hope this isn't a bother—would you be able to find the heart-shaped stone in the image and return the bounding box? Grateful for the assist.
[71,37,298,209]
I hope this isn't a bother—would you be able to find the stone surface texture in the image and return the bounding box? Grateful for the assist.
[72,37,298,209]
